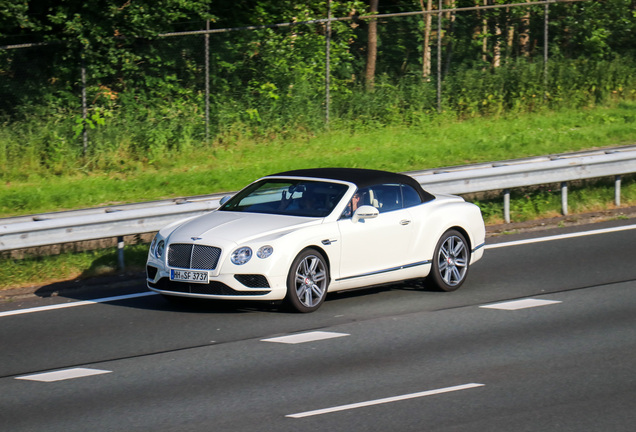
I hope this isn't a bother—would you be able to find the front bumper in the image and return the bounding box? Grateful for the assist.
[146,264,288,301]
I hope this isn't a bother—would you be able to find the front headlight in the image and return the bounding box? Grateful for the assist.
[257,245,274,259]
[156,240,165,258]
[231,247,252,265]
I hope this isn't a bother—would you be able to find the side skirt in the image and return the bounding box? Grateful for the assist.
[335,260,432,283]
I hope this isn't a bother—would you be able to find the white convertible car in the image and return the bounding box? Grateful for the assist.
[146,168,485,312]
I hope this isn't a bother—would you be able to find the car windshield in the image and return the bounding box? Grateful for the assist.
[219,179,349,217]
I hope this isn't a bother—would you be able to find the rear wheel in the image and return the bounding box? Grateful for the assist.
[429,229,470,292]
[285,249,329,313]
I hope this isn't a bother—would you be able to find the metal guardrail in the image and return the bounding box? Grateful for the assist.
[1,145,635,254]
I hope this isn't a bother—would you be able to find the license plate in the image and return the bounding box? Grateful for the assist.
[170,269,209,283]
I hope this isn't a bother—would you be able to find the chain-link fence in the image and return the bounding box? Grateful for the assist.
[1,0,632,154]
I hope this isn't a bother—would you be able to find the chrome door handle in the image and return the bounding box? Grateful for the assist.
[400,220,411,225]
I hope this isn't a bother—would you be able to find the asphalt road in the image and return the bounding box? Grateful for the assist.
[1,220,635,431]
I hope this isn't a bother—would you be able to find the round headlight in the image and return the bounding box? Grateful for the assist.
[257,245,274,259]
[231,247,252,265]
[156,240,165,258]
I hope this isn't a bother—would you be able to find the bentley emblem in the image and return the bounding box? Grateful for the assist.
[191,237,203,241]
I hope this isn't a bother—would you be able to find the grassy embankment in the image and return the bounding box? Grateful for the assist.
[1,102,636,291]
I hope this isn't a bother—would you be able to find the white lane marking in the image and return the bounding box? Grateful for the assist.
[480,299,562,310]
[262,331,349,344]
[286,383,485,418]
[2,224,632,318]
[0,292,157,318]
[16,368,112,382]
[485,223,636,250]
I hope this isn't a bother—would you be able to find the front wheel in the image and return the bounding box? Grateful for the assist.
[285,249,329,313]
[428,229,470,292]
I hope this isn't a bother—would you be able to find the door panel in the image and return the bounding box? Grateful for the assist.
[336,208,414,280]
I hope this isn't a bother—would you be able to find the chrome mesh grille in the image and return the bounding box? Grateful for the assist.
[168,244,221,270]
[168,244,192,268]
[191,245,222,270]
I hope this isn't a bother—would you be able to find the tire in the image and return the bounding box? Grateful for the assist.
[429,229,470,292]
[285,248,329,313]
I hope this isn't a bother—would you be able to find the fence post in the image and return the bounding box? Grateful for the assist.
[503,189,511,223]
[117,236,125,270]
[437,0,442,112]
[325,0,331,126]
[615,175,622,207]
[81,53,88,156]
[561,182,568,215]
[205,19,210,145]
[543,0,549,100]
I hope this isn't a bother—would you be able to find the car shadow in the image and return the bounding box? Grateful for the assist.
[32,269,289,315]
[31,256,438,314]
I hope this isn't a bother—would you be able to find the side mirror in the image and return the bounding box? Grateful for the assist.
[219,195,232,206]
[353,205,379,223]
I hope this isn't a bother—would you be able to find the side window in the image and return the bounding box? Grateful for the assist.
[372,184,403,213]
[341,183,420,217]
[401,184,423,208]
[340,187,369,218]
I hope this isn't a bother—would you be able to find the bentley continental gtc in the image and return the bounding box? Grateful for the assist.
[146,168,485,312]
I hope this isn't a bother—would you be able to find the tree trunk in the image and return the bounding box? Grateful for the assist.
[519,1,531,57]
[421,0,433,80]
[443,0,456,75]
[482,0,488,64]
[493,22,502,67]
[507,8,515,60]
[365,0,379,91]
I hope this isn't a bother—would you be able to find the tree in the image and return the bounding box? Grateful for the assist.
[365,0,379,90]
[420,0,433,80]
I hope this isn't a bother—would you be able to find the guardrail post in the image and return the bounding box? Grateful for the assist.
[503,189,511,223]
[561,182,568,216]
[615,175,622,207]
[117,236,125,270]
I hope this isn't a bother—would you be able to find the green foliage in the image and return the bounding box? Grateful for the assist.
[474,175,636,224]
[1,100,636,217]
[0,243,149,290]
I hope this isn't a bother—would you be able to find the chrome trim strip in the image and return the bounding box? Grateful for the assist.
[472,242,486,252]
[336,260,431,282]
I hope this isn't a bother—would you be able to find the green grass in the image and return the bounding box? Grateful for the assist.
[2,102,636,217]
[1,102,636,292]
[474,175,636,224]
[0,245,148,291]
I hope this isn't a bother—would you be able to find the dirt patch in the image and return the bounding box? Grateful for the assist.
[486,205,636,237]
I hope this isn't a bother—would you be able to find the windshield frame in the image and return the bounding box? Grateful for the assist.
[219,178,349,218]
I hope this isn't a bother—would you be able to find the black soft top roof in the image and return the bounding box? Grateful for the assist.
[271,168,435,202]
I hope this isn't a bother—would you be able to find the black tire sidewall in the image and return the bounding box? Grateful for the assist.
[285,248,329,313]
[430,229,470,292]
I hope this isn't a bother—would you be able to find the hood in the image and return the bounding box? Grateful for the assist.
[167,210,321,246]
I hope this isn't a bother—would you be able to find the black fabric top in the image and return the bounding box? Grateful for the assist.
[271,168,435,202]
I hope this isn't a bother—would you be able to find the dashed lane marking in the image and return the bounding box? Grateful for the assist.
[262,331,349,344]
[480,299,562,310]
[16,368,112,382]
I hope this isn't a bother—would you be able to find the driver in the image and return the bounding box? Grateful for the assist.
[341,190,363,218]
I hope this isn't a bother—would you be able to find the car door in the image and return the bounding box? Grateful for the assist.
[336,184,414,281]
